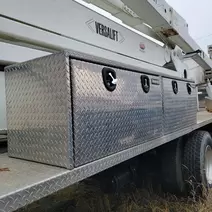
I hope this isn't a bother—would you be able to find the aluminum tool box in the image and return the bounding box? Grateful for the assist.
[162,77,197,134]
[72,59,163,167]
[5,51,164,168]
[5,50,197,169]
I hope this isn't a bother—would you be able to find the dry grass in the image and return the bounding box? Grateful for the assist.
[18,181,212,212]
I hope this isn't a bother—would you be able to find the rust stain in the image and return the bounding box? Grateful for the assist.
[161,28,178,37]
[0,168,10,172]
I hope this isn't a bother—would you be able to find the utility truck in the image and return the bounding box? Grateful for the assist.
[1,0,212,211]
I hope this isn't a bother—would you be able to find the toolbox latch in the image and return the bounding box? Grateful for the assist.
[102,67,117,92]
[172,80,178,94]
[141,75,150,93]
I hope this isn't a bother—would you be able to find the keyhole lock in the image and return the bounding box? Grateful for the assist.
[187,83,192,95]
[172,80,178,94]
[141,75,150,93]
[102,67,117,92]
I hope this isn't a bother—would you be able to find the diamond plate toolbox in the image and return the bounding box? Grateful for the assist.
[5,51,163,168]
[5,52,74,169]
[71,60,163,167]
[162,77,197,135]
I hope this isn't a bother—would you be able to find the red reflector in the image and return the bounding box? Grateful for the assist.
[140,43,145,50]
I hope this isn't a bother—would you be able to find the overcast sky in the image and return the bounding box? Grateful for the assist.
[166,0,212,52]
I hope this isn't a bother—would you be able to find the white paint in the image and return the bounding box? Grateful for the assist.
[183,58,204,84]
[0,0,167,67]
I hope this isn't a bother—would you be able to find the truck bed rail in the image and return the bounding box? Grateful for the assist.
[1,110,212,212]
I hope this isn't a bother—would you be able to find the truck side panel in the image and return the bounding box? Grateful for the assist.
[5,52,73,169]
[72,59,163,166]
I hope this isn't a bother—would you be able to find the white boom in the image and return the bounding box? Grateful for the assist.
[82,0,212,78]
[0,0,209,82]
[0,0,176,75]
[0,0,211,82]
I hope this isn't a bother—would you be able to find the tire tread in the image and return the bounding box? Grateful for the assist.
[183,131,211,196]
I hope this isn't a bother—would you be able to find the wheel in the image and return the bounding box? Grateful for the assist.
[183,131,212,198]
[159,138,185,195]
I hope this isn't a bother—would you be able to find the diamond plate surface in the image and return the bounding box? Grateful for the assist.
[68,50,192,83]
[0,50,206,212]
[1,111,212,212]
[163,78,197,134]
[72,60,163,166]
[4,50,196,170]
[5,52,73,169]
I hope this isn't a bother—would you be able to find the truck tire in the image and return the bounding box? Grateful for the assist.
[183,131,212,198]
[159,138,185,195]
